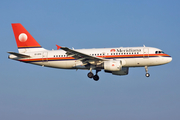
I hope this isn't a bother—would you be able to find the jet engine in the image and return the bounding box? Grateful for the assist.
[104,60,122,71]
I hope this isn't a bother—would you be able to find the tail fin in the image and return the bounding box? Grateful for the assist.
[11,23,46,53]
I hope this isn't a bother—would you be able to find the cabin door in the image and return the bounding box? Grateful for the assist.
[42,52,48,62]
[143,48,149,58]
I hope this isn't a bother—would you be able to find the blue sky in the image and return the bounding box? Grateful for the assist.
[0,0,179,120]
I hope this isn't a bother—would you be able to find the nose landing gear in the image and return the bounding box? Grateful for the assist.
[145,66,150,77]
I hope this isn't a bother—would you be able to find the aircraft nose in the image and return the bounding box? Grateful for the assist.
[166,56,172,63]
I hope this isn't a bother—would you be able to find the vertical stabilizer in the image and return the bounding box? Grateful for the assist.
[11,23,46,53]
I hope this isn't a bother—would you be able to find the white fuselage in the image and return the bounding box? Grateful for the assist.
[11,46,172,70]
[9,23,172,80]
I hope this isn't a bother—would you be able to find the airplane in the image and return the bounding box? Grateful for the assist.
[8,23,172,81]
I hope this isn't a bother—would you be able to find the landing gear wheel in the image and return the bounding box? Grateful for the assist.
[87,72,94,78]
[145,66,150,77]
[93,75,99,81]
[87,69,101,81]
[145,73,150,77]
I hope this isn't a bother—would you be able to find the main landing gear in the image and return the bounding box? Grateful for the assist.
[145,66,150,77]
[87,70,101,81]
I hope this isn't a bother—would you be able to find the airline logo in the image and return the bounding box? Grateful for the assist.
[19,33,28,42]
[110,48,141,53]
[110,49,116,52]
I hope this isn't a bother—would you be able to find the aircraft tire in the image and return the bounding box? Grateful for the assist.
[93,75,99,81]
[87,72,94,78]
[145,73,150,77]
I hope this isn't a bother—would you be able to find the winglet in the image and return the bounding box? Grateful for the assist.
[56,45,61,50]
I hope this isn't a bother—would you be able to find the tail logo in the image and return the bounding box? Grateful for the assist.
[18,33,28,42]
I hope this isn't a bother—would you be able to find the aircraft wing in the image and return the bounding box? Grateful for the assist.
[59,46,106,65]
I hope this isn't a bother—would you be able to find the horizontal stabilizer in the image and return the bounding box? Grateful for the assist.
[8,52,31,58]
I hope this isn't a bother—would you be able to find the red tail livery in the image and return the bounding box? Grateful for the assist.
[11,23,42,49]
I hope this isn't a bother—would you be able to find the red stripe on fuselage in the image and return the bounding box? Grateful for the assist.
[18,54,170,62]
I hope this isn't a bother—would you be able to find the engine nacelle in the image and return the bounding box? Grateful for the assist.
[105,67,129,76]
[104,60,122,71]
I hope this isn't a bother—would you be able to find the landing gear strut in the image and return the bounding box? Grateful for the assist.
[93,70,101,81]
[87,67,94,78]
[87,69,101,81]
[145,66,150,77]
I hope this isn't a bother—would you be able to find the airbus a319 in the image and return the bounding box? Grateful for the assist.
[8,23,172,81]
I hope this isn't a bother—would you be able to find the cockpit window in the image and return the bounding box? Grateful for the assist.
[155,51,165,54]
